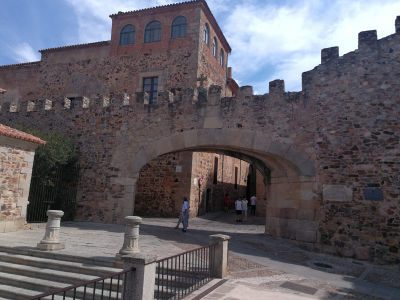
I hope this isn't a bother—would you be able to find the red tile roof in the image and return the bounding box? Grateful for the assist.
[0,124,46,145]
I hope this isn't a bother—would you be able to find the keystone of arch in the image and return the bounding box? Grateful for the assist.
[125,129,315,177]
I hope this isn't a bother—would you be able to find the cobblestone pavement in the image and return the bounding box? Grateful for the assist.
[0,212,398,299]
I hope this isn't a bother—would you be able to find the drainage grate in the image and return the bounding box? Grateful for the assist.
[313,262,333,269]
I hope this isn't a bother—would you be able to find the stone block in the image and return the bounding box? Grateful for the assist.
[297,208,315,221]
[296,230,317,243]
[322,184,352,202]
[355,246,370,260]
[279,208,297,219]
[37,242,65,251]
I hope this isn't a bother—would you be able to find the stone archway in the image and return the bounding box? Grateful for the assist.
[111,128,319,244]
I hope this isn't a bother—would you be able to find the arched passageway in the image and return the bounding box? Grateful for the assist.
[134,149,268,220]
[111,128,319,244]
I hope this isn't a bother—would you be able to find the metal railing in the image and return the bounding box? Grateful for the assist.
[29,268,135,300]
[155,244,216,300]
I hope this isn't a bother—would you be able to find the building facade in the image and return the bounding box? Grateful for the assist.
[0,2,399,263]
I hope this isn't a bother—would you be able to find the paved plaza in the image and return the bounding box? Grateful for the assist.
[0,212,399,299]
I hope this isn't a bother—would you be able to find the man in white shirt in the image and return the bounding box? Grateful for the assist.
[250,195,257,216]
[235,198,242,222]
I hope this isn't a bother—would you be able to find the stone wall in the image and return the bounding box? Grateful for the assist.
[135,151,250,218]
[189,152,248,216]
[0,136,36,232]
[135,152,192,217]
[197,9,229,95]
[302,29,400,263]
[0,5,398,263]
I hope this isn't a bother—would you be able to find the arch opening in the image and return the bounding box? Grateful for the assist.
[111,129,319,244]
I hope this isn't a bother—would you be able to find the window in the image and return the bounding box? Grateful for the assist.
[212,37,218,57]
[213,157,218,184]
[119,24,135,45]
[144,21,161,43]
[220,49,225,67]
[234,167,238,189]
[171,16,187,38]
[143,77,158,104]
[203,23,210,45]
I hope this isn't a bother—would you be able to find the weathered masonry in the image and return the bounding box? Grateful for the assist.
[0,124,45,232]
[0,1,399,263]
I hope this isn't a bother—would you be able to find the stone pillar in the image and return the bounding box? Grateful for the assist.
[118,216,142,256]
[395,16,400,34]
[209,234,231,278]
[121,254,157,300]
[37,210,65,251]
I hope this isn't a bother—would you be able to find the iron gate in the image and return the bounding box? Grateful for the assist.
[27,162,79,223]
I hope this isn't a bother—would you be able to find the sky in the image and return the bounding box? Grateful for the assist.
[0,0,399,93]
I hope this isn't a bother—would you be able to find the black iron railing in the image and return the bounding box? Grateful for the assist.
[27,162,79,223]
[155,244,216,300]
[29,268,134,300]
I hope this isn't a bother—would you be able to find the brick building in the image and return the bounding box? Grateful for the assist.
[0,0,248,220]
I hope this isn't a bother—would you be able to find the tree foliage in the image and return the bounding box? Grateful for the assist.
[18,128,77,187]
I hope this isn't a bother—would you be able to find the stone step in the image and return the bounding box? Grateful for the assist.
[0,271,120,300]
[0,260,99,284]
[0,251,121,277]
[0,245,118,268]
[0,271,69,293]
[0,283,43,300]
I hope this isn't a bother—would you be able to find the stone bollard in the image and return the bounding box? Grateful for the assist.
[117,216,142,256]
[209,234,231,278]
[121,254,157,300]
[37,210,65,251]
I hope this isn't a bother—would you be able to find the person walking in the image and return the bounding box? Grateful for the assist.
[241,196,248,221]
[181,197,190,232]
[235,197,243,222]
[250,195,257,216]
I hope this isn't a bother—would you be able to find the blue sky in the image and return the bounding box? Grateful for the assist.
[1,0,400,92]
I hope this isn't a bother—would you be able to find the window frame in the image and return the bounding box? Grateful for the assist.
[212,37,218,58]
[119,24,135,45]
[171,16,187,39]
[143,76,159,104]
[203,23,210,45]
[144,21,162,43]
[219,49,225,67]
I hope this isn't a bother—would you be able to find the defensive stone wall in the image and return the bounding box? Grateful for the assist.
[301,19,400,262]
[0,16,398,263]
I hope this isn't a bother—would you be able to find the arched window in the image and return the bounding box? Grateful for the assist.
[203,23,210,45]
[119,24,135,45]
[220,49,225,67]
[212,37,218,57]
[171,16,187,38]
[144,21,161,43]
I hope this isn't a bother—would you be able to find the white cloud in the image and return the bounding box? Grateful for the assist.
[65,0,173,42]
[222,0,400,91]
[64,0,400,92]
[12,42,40,63]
